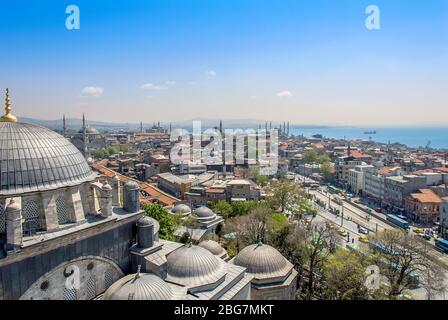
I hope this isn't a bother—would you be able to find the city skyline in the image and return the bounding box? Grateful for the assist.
[0,0,447,125]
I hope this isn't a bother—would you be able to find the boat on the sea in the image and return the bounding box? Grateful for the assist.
[364,130,376,135]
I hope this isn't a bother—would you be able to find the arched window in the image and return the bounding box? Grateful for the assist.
[22,200,42,235]
[56,195,70,225]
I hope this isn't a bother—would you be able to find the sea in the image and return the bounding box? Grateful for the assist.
[289,127,448,150]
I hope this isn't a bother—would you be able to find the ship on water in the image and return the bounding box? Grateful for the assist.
[364,130,377,135]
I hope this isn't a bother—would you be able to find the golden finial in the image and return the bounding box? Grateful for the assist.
[0,88,17,123]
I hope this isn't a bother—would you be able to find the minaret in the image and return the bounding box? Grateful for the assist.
[140,121,143,133]
[219,120,223,134]
[265,121,268,132]
[283,121,286,135]
[0,88,17,123]
[280,123,282,135]
[82,113,90,159]
[63,114,67,137]
[169,122,172,134]
[287,121,290,136]
[269,121,272,130]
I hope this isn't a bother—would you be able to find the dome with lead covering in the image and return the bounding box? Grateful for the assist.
[170,203,191,216]
[0,122,97,196]
[232,242,293,280]
[102,273,185,300]
[166,244,226,289]
[193,206,216,219]
[198,240,227,257]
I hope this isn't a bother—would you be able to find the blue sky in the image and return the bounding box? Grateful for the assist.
[0,0,447,125]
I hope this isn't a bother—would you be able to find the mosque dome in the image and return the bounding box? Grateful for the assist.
[78,126,99,134]
[198,240,227,257]
[166,244,226,289]
[0,121,96,196]
[170,203,191,216]
[192,206,216,219]
[102,273,184,300]
[232,243,293,280]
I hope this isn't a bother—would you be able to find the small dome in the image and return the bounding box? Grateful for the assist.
[103,273,184,300]
[170,203,191,215]
[124,181,139,189]
[198,240,226,256]
[233,243,293,280]
[137,216,154,226]
[166,244,226,289]
[193,206,215,218]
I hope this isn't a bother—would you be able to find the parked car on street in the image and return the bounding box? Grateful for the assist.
[358,226,369,235]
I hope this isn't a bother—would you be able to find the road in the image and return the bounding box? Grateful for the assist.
[294,174,448,269]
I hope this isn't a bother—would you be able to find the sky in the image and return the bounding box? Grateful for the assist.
[0,0,447,126]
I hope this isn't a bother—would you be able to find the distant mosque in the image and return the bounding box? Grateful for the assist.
[68,114,106,158]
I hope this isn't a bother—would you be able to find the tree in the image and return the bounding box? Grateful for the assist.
[229,200,264,218]
[320,161,335,183]
[301,221,340,299]
[322,248,370,300]
[225,206,271,249]
[142,203,180,241]
[302,150,331,165]
[212,200,233,219]
[250,166,269,185]
[265,180,315,219]
[302,150,319,164]
[370,230,442,299]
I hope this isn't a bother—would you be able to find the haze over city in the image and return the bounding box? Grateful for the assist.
[0,0,447,126]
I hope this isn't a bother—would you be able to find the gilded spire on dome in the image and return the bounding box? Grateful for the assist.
[0,88,17,123]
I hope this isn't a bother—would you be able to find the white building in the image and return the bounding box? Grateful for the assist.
[347,165,375,195]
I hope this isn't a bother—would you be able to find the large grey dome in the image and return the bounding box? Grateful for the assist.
[102,273,185,300]
[166,244,226,289]
[193,206,216,218]
[0,122,96,196]
[170,203,191,216]
[232,243,293,280]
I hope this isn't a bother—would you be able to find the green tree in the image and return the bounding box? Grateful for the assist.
[265,180,315,219]
[212,200,233,219]
[320,161,335,183]
[229,200,263,217]
[322,248,370,300]
[142,203,180,241]
[302,150,319,164]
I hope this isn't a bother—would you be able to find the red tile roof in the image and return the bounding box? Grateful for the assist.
[410,189,441,204]
[93,163,178,208]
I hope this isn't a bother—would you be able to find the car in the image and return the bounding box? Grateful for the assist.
[304,218,312,224]
[423,233,432,241]
[354,199,360,204]
[358,226,369,235]
[413,227,425,234]
[375,208,382,213]
[358,235,369,243]
[338,229,348,237]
